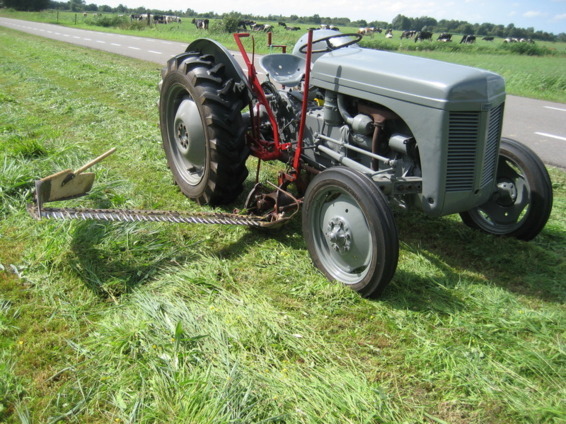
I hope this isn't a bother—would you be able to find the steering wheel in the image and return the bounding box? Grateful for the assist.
[299,33,363,54]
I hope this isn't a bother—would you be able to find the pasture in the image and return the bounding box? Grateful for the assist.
[1,23,565,424]
[1,9,566,103]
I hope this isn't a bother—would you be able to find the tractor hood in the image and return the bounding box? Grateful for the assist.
[310,47,505,110]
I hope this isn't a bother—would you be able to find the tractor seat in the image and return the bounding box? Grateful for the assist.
[259,54,307,87]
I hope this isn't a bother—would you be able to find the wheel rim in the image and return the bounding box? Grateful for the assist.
[468,156,530,234]
[170,96,207,186]
[309,186,373,285]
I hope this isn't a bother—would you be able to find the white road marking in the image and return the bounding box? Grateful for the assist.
[96,40,106,44]
[535,132,566,142]
[544,106,566,112]
[111,43,121,46]
[128,46,141,50]
[148,50,162,54]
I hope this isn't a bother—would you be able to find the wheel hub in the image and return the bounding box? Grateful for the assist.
[496,179,518,206]
[176,122,189,150]
[173,97,206,165]
[325,217,352,253]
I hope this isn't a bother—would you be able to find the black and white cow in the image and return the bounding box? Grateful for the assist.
[437,33,452,42]
[460,34,476,44]
[415,31,433,42]
[192,18,209,30]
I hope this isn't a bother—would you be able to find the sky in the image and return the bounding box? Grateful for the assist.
[93,0,566,34]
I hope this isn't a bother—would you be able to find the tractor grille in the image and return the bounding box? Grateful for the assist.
[481,103,504,187]
[446,104,503,192]
[446,111,480,191]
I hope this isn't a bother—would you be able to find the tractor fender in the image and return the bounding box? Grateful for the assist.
[186,38,253,102]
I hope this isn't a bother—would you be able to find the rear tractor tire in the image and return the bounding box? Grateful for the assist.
[459,138,553,241]
[302,167,399,298]
[159,52,249,205]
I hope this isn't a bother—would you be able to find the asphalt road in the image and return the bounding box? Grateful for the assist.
[2,17,565,169]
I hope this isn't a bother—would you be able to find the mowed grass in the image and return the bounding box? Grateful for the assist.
[1,27,565,423]
[2,9,566,103]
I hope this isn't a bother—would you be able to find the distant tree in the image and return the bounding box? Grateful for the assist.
[369,21,389,29]
[116,4,127,13]
[391,14,411,30]
[84,3,97,11]
[477,23,493,36]
[311,14,321,25]
[506,23,520,37]
[68,0,84,12]
[99,5,111,12]
[353,20,368,27]
[414,16,437,31]
[48,1,68,9]
[457,23,474,34]
[5,0,49,10]
[493,25,505,38]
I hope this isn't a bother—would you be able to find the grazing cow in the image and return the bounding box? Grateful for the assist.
[437,33,452,42]
[237,20,255,30]
[165,15,181,23]
[414,31,433,42]
[278,22,286,27]
[153,15,165,24]
[504,37,518,43]
[385,29,393,38]
[286,26,301,31]
[460,34,476,44]
[138,13,152,23]
[482,36,494,41]
[358,27,377,36]
[192,18,209,30]
[401,30,416,39]
[520,38,534,43]
[251,23,273,32]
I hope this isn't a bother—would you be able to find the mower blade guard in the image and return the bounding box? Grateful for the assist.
[35,169,95,204]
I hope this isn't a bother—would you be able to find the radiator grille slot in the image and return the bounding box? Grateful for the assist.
[446,112,480,192]
[481,103,504,187]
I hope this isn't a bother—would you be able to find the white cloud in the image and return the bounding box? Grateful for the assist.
[553,13,566,20]
[523,11,545,18]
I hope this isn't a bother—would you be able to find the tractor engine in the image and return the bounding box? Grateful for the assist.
[272,37,507,217]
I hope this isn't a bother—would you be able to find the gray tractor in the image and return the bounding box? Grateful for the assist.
[158,29,553,297]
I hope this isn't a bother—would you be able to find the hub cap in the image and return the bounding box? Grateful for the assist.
[172,97,206,185]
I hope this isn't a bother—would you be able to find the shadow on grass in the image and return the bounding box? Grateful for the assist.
[388,211,565,305]
[67,219,201,300]
[64,195,564,306]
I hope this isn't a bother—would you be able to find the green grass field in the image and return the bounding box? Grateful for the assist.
[1,26,565,423]
[1,9,566,103]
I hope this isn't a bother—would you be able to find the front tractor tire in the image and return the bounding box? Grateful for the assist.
[460,138,553,241]
[159,52,249,205]
[302,167,399,298]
